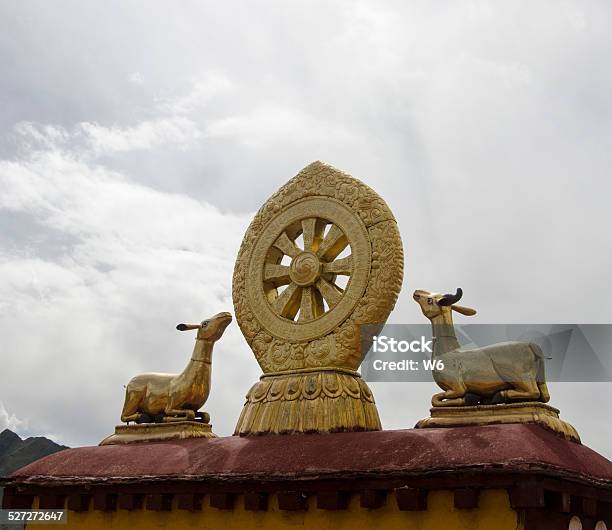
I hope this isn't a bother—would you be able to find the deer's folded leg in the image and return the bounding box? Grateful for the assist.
[162,408,196,422]
[121,412,142,423]
[501,381,542,402]
[432,390,467,407]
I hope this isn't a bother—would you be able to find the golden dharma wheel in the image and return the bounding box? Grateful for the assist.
[248,197,371,343]
[233,161,404,374]
[233,161,403,436]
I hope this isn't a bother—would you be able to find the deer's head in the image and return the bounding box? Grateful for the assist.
[413,288,477,320]
[177,312,233,341]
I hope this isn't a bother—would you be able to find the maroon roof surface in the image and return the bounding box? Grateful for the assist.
[9,425,612,486]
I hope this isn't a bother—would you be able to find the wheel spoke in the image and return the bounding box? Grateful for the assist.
[273,232,301,258]
[273,283,301,319]
[313,288,325,317]
[264,264,291,285]
[298,286,315,322]
[301,218,325,252]
[316,277,343,308]
[317,224,348,261]
[322,255,352,275]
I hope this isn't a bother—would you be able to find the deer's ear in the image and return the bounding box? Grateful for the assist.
[452,304,477,316]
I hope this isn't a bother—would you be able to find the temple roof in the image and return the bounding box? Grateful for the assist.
[8,424,612,488]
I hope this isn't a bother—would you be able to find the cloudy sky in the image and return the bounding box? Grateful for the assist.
[1,1,611,458]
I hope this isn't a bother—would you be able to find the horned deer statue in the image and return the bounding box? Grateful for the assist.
[120,312,232,423]
[413,288,549,407]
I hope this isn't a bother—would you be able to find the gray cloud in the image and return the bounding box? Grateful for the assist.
[0,1,610,457]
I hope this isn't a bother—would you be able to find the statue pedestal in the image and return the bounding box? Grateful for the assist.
[415,402,580,442]
[99,421,216,446]
[234,369,381,436]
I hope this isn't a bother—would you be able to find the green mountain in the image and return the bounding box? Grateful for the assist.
[0,429,68,508]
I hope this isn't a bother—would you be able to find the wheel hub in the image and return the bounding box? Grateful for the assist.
[290,251,321,286]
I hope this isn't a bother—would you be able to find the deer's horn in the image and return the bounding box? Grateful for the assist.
[176,323,201,331]
[438,288,463,306]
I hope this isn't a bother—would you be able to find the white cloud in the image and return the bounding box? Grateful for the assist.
[0,401,28,433]
[128,72,144,85]
[158,73,234,115]
[13,122,71,153]
[9,73,235,159]
[205,104,357,149]
[13,117,202,159]
[0,126,254,446]
[79,117,202,154]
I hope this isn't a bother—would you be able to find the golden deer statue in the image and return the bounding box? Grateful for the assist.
[120,312,232,423]
[413,288,550,407]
